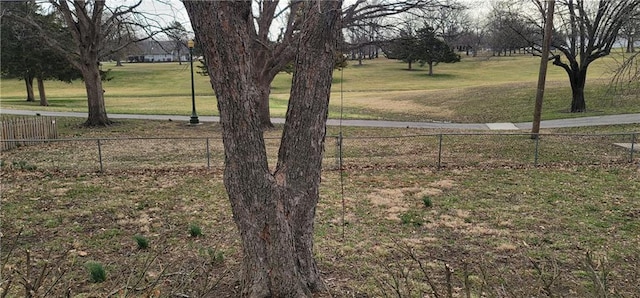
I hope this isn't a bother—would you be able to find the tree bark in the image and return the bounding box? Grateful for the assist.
[570,68,587,112]
[553,56,588,113]
[80,63,111,126]
[24,73,35,102]
[184,1,341,296]
[256,79,274,129]
[36,77,48,106]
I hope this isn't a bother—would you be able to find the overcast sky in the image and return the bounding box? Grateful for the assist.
[138,0,192,34]
[138,0,492,38]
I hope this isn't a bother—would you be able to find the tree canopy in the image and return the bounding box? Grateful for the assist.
[1,1,81,105]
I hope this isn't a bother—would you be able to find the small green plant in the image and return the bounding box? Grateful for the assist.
[12,160,37,171]
[422,196,433,208]
[85,261,106,283]
[203,247,225,265]
[133,235,149,250]
[189,224,203,237]
[399,211,424,227]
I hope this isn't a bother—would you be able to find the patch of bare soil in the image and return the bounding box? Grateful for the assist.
[368,179,456,221]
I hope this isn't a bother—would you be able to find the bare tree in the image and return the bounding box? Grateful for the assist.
[422,0,469,45]
[165,20,188,65]
[536,0,640,112]
[6,0,167,126]
[183,1,341,296]
[619,5,640,53]
[486,1,534,56]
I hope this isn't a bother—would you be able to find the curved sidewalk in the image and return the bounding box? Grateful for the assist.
[1,108,638,130]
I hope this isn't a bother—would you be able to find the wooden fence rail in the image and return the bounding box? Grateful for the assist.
[0,117,58,151]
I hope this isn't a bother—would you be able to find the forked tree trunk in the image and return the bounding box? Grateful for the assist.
[184,1,341,297]
[36,77,48,106]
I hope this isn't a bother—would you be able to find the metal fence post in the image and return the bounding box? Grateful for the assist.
[336,133,343,169]
[206,138,211,170]
[534,136,540,166]
[97,139,103,172]
[631,133,636,163]
[437,134,443,170]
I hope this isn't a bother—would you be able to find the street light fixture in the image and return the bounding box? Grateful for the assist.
[188,39,199,125]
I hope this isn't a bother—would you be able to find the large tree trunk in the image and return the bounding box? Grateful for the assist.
[80,63,111,126]
[24,73,35,102]
[569,68,587,113]
[553,56,589,113]
[36,77,48,106]
[428,61,434,76]
[184,1,341,296]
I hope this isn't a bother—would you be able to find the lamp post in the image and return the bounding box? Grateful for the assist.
[188,39,199,125]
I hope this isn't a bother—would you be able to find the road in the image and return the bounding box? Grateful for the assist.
[1,108,638,130]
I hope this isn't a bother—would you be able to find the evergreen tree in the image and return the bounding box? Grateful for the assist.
[415,26,461,76]
[1,1,81,106]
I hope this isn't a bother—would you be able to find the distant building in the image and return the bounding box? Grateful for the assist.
[127,40,190,63]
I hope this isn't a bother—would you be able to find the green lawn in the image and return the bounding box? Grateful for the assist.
[1,53,638,123]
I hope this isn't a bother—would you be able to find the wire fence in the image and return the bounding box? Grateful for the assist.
[0,132,637,173]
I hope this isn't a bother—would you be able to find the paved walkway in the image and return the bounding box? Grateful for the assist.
[1,108,638,130]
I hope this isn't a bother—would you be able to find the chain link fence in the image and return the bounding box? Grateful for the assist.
[0,132,637,173]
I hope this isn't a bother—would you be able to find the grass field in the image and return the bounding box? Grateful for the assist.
[1,52,639,297]
[1,53,638,123]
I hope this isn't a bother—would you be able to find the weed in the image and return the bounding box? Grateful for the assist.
[201,247,225,265]
[422,196,433,208]
[85,261,106,283]
[189,224,203,237]
[399,211,423,227]
[134,235,149,250]
[12,160,37,171]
